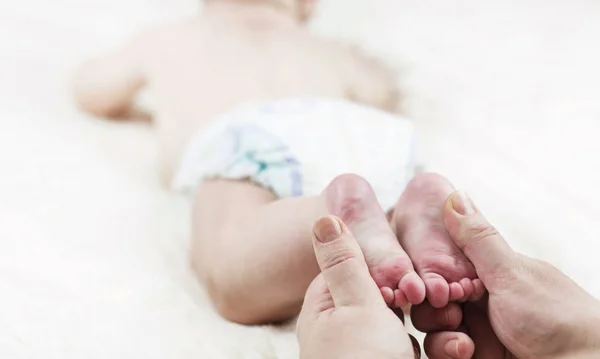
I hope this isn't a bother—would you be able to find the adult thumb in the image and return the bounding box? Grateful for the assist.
[311,216,382,307]
[443,191,516,285]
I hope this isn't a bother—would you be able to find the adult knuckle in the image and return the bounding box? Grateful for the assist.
[465,222,500,245]
[320,247,359,271]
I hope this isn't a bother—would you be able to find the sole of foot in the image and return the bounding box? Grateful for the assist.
[393,173,484,308]
[324,174,426,307]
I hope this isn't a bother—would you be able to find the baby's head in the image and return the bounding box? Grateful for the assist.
[207,0,316,22]
[280,0,315,22]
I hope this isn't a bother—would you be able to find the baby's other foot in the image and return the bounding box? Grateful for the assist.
[393,173,485,308]
[324,174,426,308]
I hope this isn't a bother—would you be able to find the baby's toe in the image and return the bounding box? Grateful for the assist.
[458,278,475,302]
[399,271,426,305]
[393,289,409,308]
[381,287,395,305]
[422,272,450,308]
[469,279,486,302]
[449,282,465,302]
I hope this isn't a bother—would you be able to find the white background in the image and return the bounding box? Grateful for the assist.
[1,0,599,358]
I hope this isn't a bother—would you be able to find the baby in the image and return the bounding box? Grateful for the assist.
[74,0,483,324]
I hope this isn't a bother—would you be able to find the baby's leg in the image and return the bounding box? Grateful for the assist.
[192,175,427,324]
[191,180,326,324]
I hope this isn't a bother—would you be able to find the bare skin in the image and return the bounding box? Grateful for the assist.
[73,0,400,183]
[393,174,483,308]
[74,0,481,324]
[413,191,600,359]
[192,173,483,324]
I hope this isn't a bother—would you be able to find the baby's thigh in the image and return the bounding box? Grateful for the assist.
[191,179,276,234]
[190,180,275,263]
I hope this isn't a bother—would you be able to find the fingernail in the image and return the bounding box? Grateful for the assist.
[444,339,460,359]
[313,216,343,243]
[450,191,476,215]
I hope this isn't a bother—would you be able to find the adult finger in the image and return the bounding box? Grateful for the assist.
[443,191,517,285]
[463,302,507,358]
[424,331,475,359]
[312,216,382,307]
[411,302,463,332]
[299,274,334,318]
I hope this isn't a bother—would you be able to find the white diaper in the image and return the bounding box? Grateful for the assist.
[172,98,420,210]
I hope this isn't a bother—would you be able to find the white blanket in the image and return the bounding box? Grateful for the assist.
[1,0,599,358]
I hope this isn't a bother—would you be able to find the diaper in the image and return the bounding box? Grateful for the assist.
[172,98,420,211]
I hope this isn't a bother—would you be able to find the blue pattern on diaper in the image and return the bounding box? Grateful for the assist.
[224,123,303,197]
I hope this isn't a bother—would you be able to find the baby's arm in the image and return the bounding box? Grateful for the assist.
[334,43,401,113]
[73,34,152,118]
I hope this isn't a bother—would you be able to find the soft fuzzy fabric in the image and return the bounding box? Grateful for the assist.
[1,0,599,358]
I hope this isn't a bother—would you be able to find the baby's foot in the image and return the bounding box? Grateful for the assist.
[393,173,485,308]
[324,174,426,307]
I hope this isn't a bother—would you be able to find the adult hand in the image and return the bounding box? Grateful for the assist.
[297,216,419,359]
[412,191,600,359]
